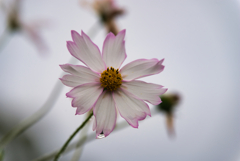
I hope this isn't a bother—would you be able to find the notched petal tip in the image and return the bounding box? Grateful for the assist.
[132,124,139,129]
[59,63,72,71]
[121,29,126,33]
[59,64,67,70]
[117,29,126,37]
[71,30,83,43]
[81,30,94,42]
[105,32,116,40]
[157,59,165,67]
[147,111,152,117]
[163,88,168,93]
[71,30,80,37]
[75,110,81,115]
[126,119,139,128]
[81,30,88,37]
[67,40,74,44]
[81,30,87,34]
[71,30,76,33]
[160,58,165,63]
[66,92,71,97]
[66,41,75,49]
[66,89,75,98]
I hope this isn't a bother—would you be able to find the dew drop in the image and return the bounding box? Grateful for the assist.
[97,133,105,139]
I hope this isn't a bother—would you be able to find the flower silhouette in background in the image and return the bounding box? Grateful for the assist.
[0,0,48,53]
[60,29,167,137]
[157,93,180,136]
[81,0,125,35]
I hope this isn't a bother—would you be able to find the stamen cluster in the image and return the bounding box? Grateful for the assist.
[100,67,122,91]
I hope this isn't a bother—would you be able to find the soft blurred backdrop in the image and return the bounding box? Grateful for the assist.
[0,0,240,161]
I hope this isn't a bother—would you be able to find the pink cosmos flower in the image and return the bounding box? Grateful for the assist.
[60,29,167,137]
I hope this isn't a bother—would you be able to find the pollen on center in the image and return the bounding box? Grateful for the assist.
[100,67,122,91]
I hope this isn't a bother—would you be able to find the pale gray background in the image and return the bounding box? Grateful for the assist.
[0,0,240,161]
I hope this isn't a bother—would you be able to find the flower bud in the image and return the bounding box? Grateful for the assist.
[157,93,181,137]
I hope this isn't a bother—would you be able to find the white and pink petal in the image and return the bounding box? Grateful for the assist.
[66,83,103,115]
[60,64,100,77]
[113,89,151,128]
[121,80,167,105]
[60,75,84,87]
[120,58,165,81]
[67,30,106,73]
[60,64,100,87]
[102,29,127,69]
[93,91,117,137]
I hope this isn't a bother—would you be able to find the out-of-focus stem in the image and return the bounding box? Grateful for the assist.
[53,112,93,161]
[105,20,118,36]
[0,28,11,53]
[166,113,175,137]
[0,22,101,150]
[32,108,159,161]
[0,149,4,161]
[70,112,91,161]
[0,77,65,149]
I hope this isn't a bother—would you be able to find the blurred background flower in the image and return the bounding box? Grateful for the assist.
[157,93,181,136]
[81,0,125,35]
[0,0,49,54]
[0,0,240,161]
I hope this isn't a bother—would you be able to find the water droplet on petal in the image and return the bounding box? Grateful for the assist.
[97,133,105,139]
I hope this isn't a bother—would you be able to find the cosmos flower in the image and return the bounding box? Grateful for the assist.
[60,29,167,137]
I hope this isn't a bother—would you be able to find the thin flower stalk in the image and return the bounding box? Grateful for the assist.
[0,28,11,53]
[70,113,91,161]
[53,112,93,161]
[0,79,64,149]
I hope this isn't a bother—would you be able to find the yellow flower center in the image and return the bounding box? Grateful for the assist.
[100,67,122,91]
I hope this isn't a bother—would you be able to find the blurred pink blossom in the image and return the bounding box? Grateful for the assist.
[1,0,49,54]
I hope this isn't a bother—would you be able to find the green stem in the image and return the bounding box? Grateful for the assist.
[70,113,90,161]
[53,112,93,161]
[0,149,4,161]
